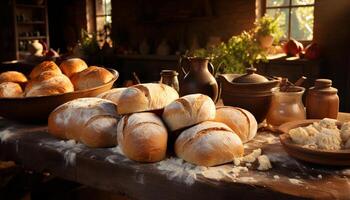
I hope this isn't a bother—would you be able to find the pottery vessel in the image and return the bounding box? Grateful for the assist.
[258,35,274,49]
[218,67,279,122]
[306,79,339,119]
[160,70,179,92]
[179,57,218,102]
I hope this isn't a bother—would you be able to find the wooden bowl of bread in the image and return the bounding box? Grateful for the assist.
[0,58,118,122]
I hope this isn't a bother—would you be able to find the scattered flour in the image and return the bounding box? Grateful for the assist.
[273,175,280,179]
[289,178,304,185]
[257,155,272,171]
[237,177,257,183]
[342,169,350,176]
[234,148,262,166]
[318,174,323,179]
[0,129,14,142]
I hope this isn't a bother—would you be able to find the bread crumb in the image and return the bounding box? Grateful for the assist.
[234,148,262,166]
[289,178,303,185]
[273,175,280,179]
[245,163,252,167]
[257,155,272,171]
[318,174,322,179]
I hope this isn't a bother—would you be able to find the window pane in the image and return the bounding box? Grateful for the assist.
[292,0,315,5]
[266,8,289,39]
[96,0,104,15]
[290,7,314,40]
[96,16,106,32]
[266,0,289,7]
[104,0,112,15]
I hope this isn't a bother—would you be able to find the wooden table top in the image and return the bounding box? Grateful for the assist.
[1,114,350,200]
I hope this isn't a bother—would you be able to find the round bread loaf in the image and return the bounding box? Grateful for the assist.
[0,71,27,84]
[117,112,168,162]
[59,58,88,77]
[70,66,114,90]
[162,94,216,131]
[214,106,258,143]
[117,83,179,114]
[48,98,120,148]
[29,61,62,79]
[25,72,74,97]
[175,121,244,167]
[0,82,23,98]
[97,87,127,105]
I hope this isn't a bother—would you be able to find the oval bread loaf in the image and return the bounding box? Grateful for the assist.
[214,106,257,143]
[0,71,28,84]
[98,87,127,104]
[0,82,23,98]
[162,94,216,131]
[48,98,120,148]
[175,121,244,167]
[117,112,168,162]
[29,61,62,79]
[117,83,179,114]
[59,58,88,77]
[70,66,114,90]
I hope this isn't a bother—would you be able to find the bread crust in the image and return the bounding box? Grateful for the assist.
[70,66,114,90]
[59,58,88,77]
[29,61,62,79]
[117,112,168,162]
[0,71,28,84]
[48,98,120,148]
[97,87,127,105]
[0,82,23,98]
[175,121,244,166]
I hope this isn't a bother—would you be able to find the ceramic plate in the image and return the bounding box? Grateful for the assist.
[0,68,119,123]
[279,119,350,166]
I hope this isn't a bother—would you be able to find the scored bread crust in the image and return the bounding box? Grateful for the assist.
[29,61,62,79]
[117,83,179,114]
[214,106,257,143]
[48,97,120,148]
[175,121,244,167]
[162,94,216,131]
[0,71,28,84]
[117,112,168,162]
[70,66,114,90]
[98,87,127,105]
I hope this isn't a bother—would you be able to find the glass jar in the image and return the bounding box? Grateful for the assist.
[266,86,306,127]
[160,70,179,92]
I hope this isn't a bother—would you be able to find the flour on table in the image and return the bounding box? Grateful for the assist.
[257,155,272,171]
[273,175,280,179]
[0,128,15,142]
[289,178,304,185]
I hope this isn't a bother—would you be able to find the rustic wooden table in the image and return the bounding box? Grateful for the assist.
[1,114,350,200]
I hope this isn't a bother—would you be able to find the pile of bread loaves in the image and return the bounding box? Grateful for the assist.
[0,58,114,98]
[48,83,258,167]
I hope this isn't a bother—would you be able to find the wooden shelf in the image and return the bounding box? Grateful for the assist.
[16,4,46,9]
[17,21,45,25]
[19,36,47,40]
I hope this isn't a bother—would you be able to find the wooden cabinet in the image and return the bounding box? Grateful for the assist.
[13,0,49,59]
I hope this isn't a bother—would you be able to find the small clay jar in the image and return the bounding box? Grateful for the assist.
[306,79,339,119]
[160,70,179,92]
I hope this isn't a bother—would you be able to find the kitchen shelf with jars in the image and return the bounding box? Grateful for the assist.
[13,0,49,60]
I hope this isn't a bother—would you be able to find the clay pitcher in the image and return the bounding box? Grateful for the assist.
[179,57,218,102]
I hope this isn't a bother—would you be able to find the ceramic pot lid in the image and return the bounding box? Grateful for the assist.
[232,67,269,83]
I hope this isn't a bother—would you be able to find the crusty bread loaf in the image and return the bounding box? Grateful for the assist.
[117,83,179,114]
[70,66,114,90]
[59,58,88,77]
[175,121,244,167]
[97,87,127,105]
[0,71,28,84]
[29,61,62,79]
[162,94,216,131]
[117,112,168,162]
[48,98,120,148]
[25,72,74,97]
[214,106,258,143]
[0,82,23,98]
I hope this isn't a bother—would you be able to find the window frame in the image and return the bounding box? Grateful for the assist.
[261,0,315,42]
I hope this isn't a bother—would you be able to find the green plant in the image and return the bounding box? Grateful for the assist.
[80,29,100,56]
[254,15,282,41]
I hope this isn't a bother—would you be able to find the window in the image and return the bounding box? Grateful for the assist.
[264,0,315,41]
[95,0,112,47]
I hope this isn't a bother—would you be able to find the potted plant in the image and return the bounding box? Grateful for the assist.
[254,15,282,49]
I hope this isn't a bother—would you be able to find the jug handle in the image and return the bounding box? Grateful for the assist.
[178,56,189,76]
[208,62,215,75]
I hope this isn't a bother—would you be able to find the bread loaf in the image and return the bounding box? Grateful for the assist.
[117,112,168,162]
[0,82,23,98]
[175,121,244,166]
[70,66,114,90]
[162,94,216,131]
[25,72,74,97]
[0,71,27,84]
[48,98,120,148]
[97,87,127,104]
[29,61,62,79]
[59,58,88,77]
[214,106,257,143]
[117,83,179,114]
